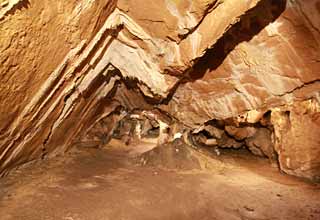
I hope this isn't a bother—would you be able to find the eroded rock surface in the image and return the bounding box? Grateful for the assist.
[0,0,319,180]
[271,100,320,181]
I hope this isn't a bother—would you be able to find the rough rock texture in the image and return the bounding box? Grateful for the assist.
[0,0,118,175]
[271,99,320,181]
[0,0,319,180]
[163,0,320,125]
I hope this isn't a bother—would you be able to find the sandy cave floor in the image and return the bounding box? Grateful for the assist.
[0,142,319,220]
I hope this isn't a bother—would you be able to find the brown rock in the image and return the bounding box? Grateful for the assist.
[0,0,319,182]
[245,128,276,161]
[271,99,320,180]
[225,126,256,141]
[217,133,243,149]
[163,0,320,126]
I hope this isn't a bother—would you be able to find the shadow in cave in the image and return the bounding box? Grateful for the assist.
[0,0,30,21]
[160,0,287,104]
[187,0,287,81]
[202,146,315,185]
[90,0,288,106]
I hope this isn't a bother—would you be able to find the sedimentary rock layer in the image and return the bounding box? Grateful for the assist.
[0,0,319,180]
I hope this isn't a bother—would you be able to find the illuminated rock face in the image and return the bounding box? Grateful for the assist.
[271,100,320,180]
[0,0,319,180]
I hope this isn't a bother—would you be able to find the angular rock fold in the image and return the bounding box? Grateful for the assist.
[0,0,319,180]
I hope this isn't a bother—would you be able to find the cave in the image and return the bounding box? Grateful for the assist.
[0,0,320,219]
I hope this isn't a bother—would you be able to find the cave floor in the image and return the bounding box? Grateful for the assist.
[0,143,319,220]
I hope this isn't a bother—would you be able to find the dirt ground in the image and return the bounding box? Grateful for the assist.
[0,141,319,220]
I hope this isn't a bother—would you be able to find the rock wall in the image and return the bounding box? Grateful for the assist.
[271,100,320,180]
[0,0,118,174]
[0,0,319,180]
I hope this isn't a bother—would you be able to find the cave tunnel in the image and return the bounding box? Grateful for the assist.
[0,0,320,219]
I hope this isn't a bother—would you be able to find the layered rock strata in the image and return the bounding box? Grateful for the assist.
[0,0,319,180]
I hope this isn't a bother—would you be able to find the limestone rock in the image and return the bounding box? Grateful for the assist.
[217,133,244,149]
[163,0,320,126]
[225,126,256,141]
[0,0,319,181]
[245,128,276,160]
[271,99,320,181]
